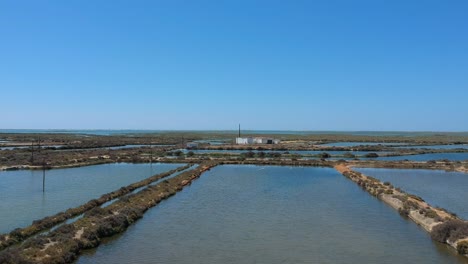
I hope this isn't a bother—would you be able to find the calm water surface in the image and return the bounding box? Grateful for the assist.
[0,163,184,233]
[319,142,407,147]
[397,145,468,150]
[77,165,467,264]
[375,153,468,161]
[0,145,62,150]
[355,168,468,219]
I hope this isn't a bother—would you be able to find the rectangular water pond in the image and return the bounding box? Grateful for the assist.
[77,165,467,264]
[396,145,468,150]
[354,168,468,219]
[0,163,184,233]
[373,153,468,161]
[318,142,407,147]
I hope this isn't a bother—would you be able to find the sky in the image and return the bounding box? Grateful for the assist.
[0,0,467,131]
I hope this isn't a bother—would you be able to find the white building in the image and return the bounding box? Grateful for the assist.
[236,137,280,145]
[236,137,253,144]
[253,137,267,144]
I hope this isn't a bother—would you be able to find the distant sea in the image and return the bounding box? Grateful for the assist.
[0,129,467,137]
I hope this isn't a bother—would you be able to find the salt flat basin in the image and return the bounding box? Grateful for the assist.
[354,168,468,219]
[0,163,184,234]
[77,165,467,264]
[373,153,468,161]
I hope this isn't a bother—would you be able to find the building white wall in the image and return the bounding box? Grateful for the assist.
[236,137,253,144]
[236,137,280,144]
[253,137,268,144]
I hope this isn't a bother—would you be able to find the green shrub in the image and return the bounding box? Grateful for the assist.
[10,228,24,240]
[393,195,408,202]
[0,248,30,264]
[85,207,109,218]
[431,220,468,243]
[376,188,384,195]
[364,152,379,158]
[425,209,438,219]
[398,207,410,217]
[408,194,424,202]
[457,241,468,255]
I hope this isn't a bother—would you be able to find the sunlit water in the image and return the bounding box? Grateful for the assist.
[354,168,468,219]
[397,145,468,150]
[0,163,184,233]
[318,142,407,147]
[77,165,467,264]
[374,153,468,161]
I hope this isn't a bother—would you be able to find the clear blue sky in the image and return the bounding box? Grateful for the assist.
[1,0,467,131]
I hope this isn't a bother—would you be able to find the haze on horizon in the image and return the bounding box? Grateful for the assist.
[1,1,467,131]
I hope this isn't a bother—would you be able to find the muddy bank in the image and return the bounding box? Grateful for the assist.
[348,160,468,173]
[0,162,217,264]
[335,164,468,257]
[185,157,468,173]
[0,145,179,170]
[0,164,191,251]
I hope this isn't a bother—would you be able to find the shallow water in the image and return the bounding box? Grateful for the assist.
[0,145,62,150]
[319,142,407,147]
[192,139,231,145]
[77,165,467,264]
[397,145,468,150]
[0,146,29,150]
[108,144,148,150]
[354,168,468,219]
[374,153,468,161]
[0,163,184,233]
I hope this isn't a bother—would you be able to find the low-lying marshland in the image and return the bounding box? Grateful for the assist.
[1,131,467,263]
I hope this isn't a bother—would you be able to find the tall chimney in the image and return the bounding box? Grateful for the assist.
[238,124,241,138]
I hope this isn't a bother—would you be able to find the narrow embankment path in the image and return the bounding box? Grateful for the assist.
[0,164,192,251]
[0,161,218,264]
[334,163,468,257]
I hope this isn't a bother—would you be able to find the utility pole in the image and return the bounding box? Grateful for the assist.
[149,140,153,164]
[42,158,46,192]
[30,140,34,164]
